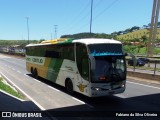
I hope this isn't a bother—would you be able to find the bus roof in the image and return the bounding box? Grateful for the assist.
[72,38,121,45]
[26,38,121,47]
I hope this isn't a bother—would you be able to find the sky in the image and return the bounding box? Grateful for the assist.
[0,0,157,40]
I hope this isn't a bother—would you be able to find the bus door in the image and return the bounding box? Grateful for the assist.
[75,43,90,93]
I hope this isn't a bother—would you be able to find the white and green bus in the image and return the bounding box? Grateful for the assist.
[26,38,126,97]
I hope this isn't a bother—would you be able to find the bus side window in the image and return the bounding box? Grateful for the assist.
[61,44,74,61]
[82,58,89,80]
[76,43,89,81]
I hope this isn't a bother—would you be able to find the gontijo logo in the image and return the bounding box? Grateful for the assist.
[26,55,45,65]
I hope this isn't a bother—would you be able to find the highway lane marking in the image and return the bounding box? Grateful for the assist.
[72,97,94,108]
[11,68,15,71]
[33,79,41,82]
[17,70,21,74]
[0,72,46,110]
[24,74,29,77]
[48,86,60,92]
[72,97,85,104]
[127,81,160,90]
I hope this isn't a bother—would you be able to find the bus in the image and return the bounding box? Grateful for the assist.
[26,38,126,97]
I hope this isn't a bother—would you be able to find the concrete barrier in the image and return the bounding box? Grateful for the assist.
[127,71,160,82]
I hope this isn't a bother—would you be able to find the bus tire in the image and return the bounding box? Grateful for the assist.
[65,79,73,94]
[33,68,38,79]
[31,67,34,76]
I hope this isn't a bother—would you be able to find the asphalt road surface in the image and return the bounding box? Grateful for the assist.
[0,54,160,120]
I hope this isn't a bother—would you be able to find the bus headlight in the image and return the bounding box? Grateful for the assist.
[91,87,102,91]
[122,84,125,88]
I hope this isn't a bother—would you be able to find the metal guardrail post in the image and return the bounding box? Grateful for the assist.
[133,65,135,71]
[154,60,157,75]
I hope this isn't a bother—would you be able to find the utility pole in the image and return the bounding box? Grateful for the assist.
[54,25,58,39]
[26,17,30,44]
[147,0,160,57]
[90,0,93,34]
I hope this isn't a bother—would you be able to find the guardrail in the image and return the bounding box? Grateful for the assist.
[127,59,160,82]
[127,60,160,75]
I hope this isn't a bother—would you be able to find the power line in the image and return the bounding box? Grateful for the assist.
[60,0,91,34]
[93,0,119,21]
[93,0,104,9]
[72,0,119,34]
[61,0,119,36]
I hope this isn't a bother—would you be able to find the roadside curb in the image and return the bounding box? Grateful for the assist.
[127,71,160,84]
[0,72,29,100]
[0,89,25,102]
[127,76,160,85]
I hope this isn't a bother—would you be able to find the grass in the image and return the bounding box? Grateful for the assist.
[117,28,160,40]
[0,77,23,99]
[124,46,160,55]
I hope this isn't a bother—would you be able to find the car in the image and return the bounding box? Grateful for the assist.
[128,58,145,66]
[138,58,150,63]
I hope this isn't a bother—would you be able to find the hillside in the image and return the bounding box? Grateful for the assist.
[117,28,160,41]
[61,32,115,39]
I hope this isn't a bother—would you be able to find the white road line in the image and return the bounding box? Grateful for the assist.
[33,79,41,83]
[127,81,160,90]
[72,97,85,104]
[86,103,94,108]
[11,68,15,71]
[48,86,60,92]
[0,72,46,110]
[24,74,29,77]
[71,97,94,108]
[17,71,21,74]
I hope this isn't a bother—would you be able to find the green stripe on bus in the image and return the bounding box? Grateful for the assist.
[46,58,63,82]
[57,38,74,44]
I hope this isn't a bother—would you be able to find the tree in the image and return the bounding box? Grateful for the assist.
[130,26,140,32]
[141,35,148,53]
[124,28,131,34]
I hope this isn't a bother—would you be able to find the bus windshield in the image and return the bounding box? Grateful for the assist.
[91,56,126,83]
[89,44,123,56]
[88,44,126,83]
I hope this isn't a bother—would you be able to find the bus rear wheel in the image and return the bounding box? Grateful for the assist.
[65,79,73,94]
[33,68,38,79]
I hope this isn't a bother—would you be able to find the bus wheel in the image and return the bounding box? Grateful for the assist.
[31,67,34,76]
[65,79,73,94]
[33,68,38,79]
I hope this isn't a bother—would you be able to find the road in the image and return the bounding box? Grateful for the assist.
[0,54,160,120]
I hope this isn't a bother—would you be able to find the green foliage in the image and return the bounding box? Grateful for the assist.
[0,40,39,46]
[154,48,160,55]
[124,45,160,55]
[0,78,23,99]
[61,32,116,39]
[123,45,137,54]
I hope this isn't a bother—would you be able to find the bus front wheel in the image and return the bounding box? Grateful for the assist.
[65,79,73,94]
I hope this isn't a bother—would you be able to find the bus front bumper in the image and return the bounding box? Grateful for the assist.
[90,81,126,97]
